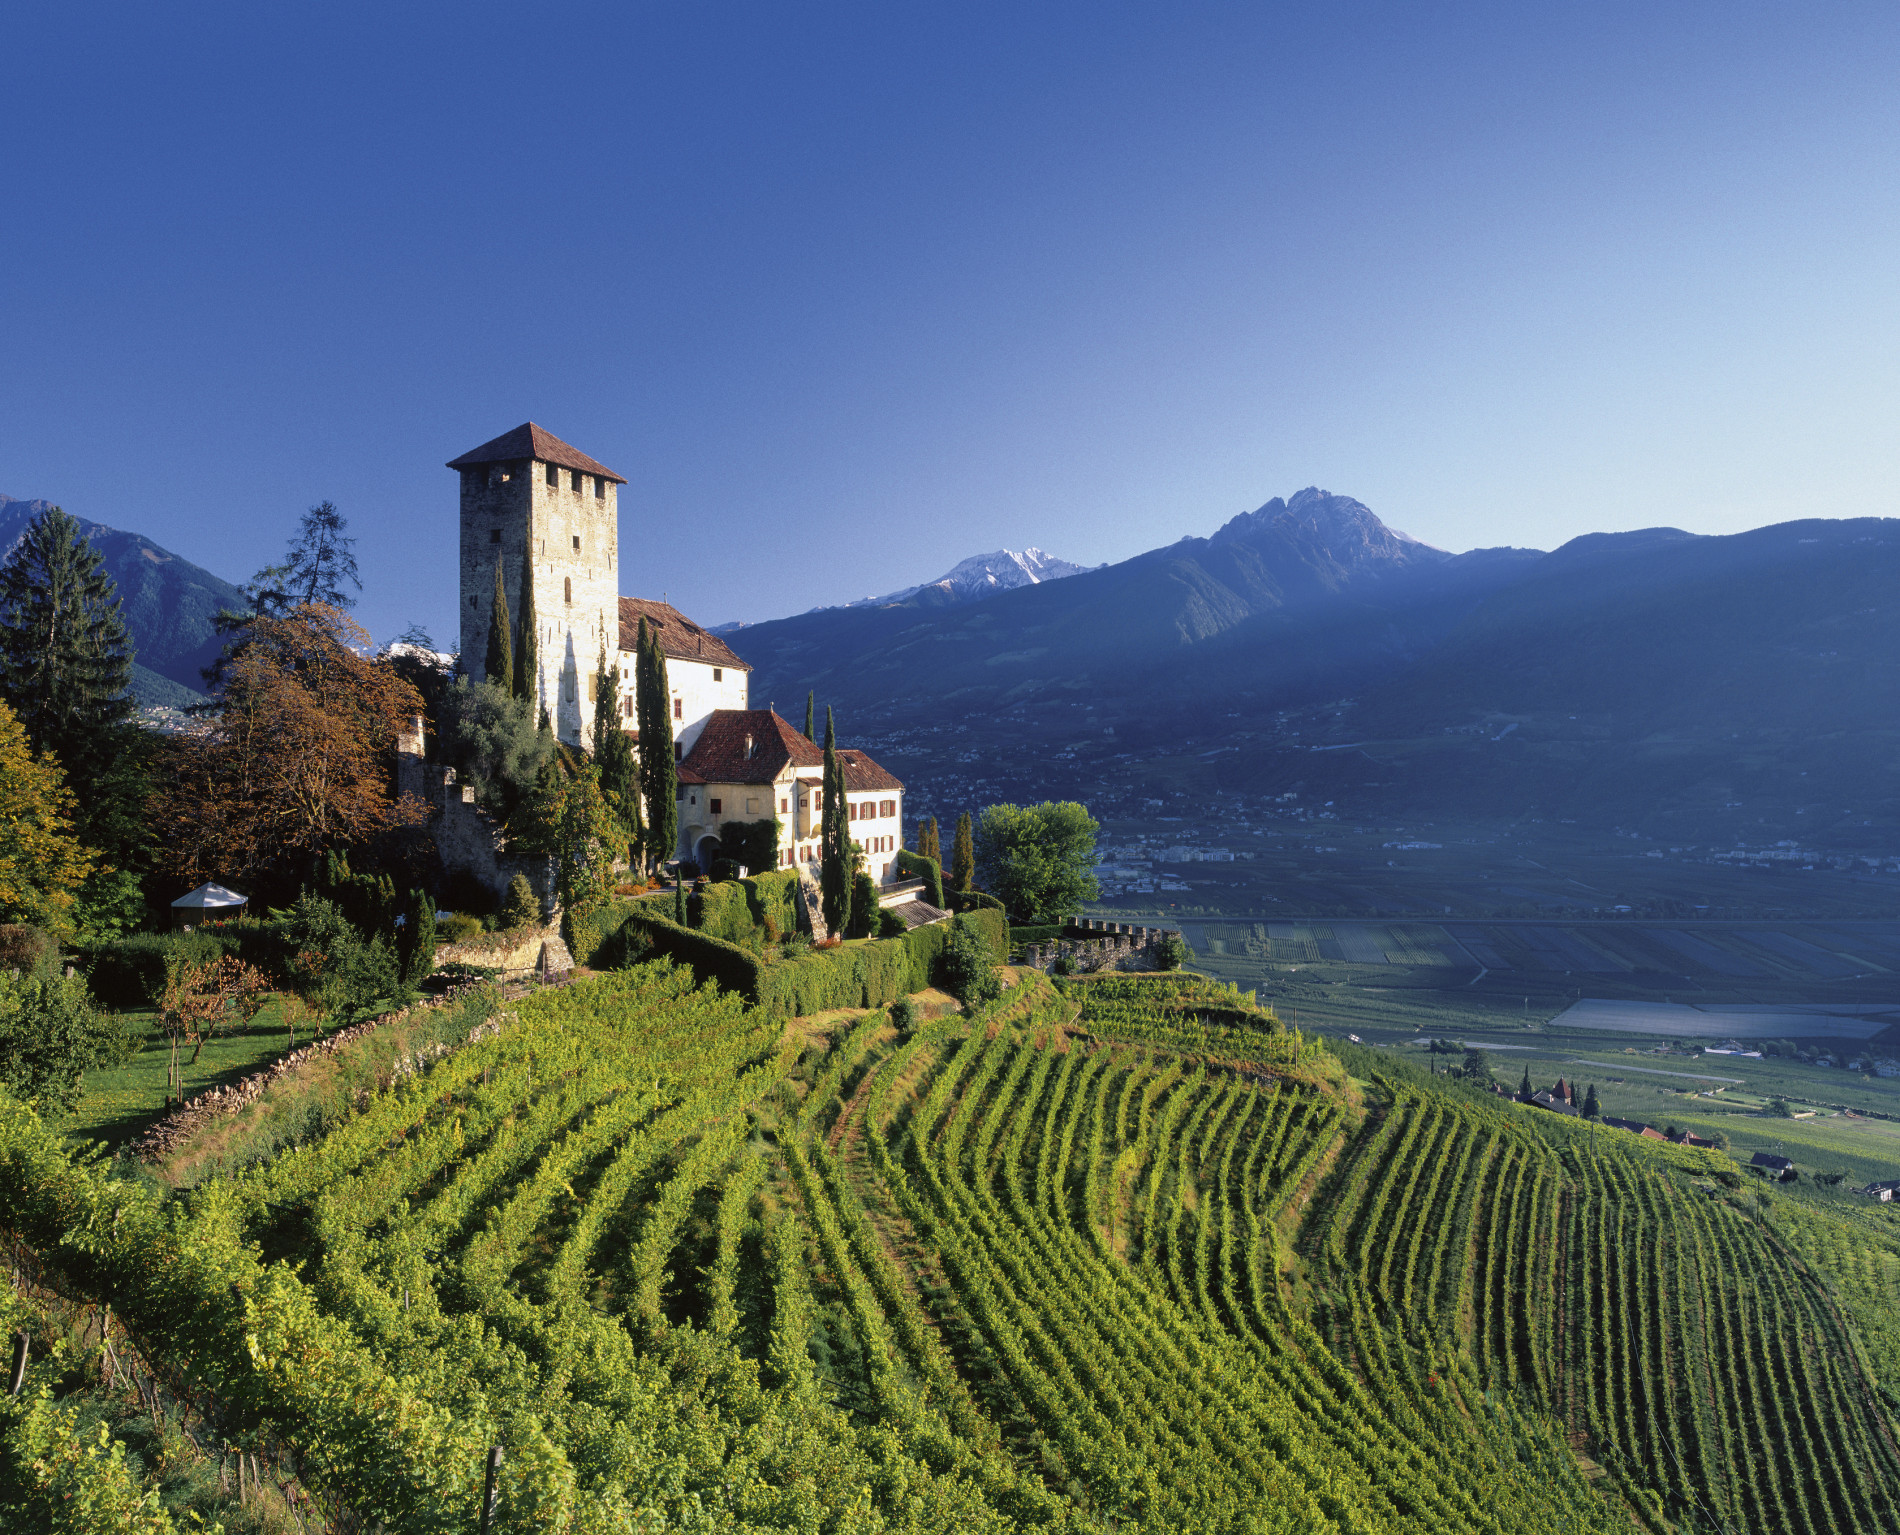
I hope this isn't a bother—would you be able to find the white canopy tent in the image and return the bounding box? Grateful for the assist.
[171,882,249,928]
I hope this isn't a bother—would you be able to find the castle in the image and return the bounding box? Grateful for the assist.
[433,422,909,894]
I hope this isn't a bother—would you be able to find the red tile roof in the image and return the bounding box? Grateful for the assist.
[677,710,904,794]
[618,596,751,671]
[447,422,626,484]
[680,710,821,785]
[836,749,903,793]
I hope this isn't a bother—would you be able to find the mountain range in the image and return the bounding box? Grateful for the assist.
[0,495,243,708]
[715,546,1092,634]
[729,488,1900,840]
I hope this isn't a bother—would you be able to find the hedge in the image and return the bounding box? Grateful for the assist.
[79,924,292,1010]
[891,848,944,908]
[595,905,1007,1021]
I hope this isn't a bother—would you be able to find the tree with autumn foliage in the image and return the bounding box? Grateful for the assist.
[0,698,92,934]
[153,605,427,903]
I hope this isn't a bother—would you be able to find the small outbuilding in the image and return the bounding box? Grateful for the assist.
[171,882,249,929]
[1750,1152,1797,1182]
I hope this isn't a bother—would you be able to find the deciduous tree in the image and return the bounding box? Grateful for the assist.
[971,800,1099,923]
[0,700,92,932]
[153,605,427,900]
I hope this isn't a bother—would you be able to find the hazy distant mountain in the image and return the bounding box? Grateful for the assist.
[0,495,244,704]
[725,487,1900,837]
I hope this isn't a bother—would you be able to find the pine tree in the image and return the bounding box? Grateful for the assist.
[950,812,975,894]
[919,816,941,864]
[0,507,148,934]
[485,556,513,690]
[803,691,815,741]
[282,501,361,609]
[514,555,538,709]
[0,507,137,780]
[641,626,677,871]
[820,707,851,934]
[592,646,641,860]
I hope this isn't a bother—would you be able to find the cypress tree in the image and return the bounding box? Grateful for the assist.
[642,626,677,871]
[485,556,513,691]
[919,816,941,865]
[1583,1083,1600,1119]
[399,887,437,985]
[593,646,641,860]
[514,555,538,709]
[820,707,851,935]
[1519,1067,1533,1100]
[803,691,815,741]
[950,812,975,894]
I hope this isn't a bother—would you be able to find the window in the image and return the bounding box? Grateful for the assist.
[546,463,558,486]
[673,741,682,760]
[673,698,682,719]
[848,802,858,820]
[621,696,632,717]
[572,469,584,492]
[780,798,788,814]
[594,477,605,500]
[489,528,501,544]
[712,667,722,681]
[710,798,722,814]
[469,596,477,609]
[564,577,572,604]
[745,797,758,814]
[881,799,895,817]
[572,535,581,550]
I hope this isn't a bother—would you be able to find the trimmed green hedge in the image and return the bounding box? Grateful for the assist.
[892,848,945,908]
[79,924,292,1010]
[741,869,800,937]
[596,905,1006,1021]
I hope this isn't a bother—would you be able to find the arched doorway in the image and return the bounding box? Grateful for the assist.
[694,834,721,872]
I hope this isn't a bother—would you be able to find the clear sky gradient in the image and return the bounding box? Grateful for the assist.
[6,3,1900,648]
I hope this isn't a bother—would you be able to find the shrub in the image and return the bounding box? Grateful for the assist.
[438,912,485,945]
[940,915,1003,1011]
[1153,932,1189,971]
[948,889,1005,915]
[719,818,781,877]
[0,925,56,977]
[710,857,743,882]
[891,849,945,909]
[0,972,135,1114]
[889,996,918,1031]
[847,872,878,939]
[877,907,906,938]
[741,869,800,937]
[498,873,540,929]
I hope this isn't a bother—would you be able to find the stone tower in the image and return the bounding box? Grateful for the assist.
[448,423,625,749]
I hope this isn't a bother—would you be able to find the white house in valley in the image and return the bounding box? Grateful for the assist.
[447,421,907,889]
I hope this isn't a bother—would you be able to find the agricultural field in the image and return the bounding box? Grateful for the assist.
[5,960,1900,1531]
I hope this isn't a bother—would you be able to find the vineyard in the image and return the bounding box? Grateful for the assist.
[2,961,1897,1531]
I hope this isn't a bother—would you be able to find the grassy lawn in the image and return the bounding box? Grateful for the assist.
[66,996,307,1154]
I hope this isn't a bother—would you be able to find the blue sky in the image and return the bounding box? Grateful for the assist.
[6,3,1900,648]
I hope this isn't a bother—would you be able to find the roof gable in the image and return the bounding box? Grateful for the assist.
[619,596,750,671]
[680,710,820,785]
[447,422,626,483]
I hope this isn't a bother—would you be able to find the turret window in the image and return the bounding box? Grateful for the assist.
[546,463,558,486]
[490,529,500,543]
[594,477,606,500]
[571,469,584,492]
[572,535,580,550]
[564,577,573,604]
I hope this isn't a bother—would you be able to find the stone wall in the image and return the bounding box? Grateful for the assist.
[398,732,557,916]
[1019,919,1183,975]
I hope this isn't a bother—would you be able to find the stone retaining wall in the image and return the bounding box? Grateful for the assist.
[1019,919,1182,975]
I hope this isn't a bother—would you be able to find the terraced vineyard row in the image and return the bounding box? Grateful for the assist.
[1305,1079,1900,1533]
[4,962,1896,1531]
